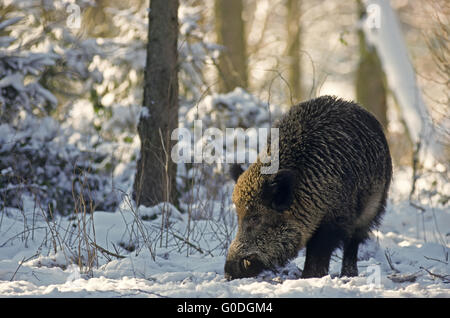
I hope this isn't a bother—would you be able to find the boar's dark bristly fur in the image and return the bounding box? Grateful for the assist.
[225,95,392,280]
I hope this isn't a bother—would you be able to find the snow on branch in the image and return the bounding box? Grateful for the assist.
[360,0,444,163]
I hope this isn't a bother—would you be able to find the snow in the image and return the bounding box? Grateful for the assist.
[0,170,448,297]
[0,73,25,91]
[1,0,448,299]
[360,0,445,164]
[0,16,23,30]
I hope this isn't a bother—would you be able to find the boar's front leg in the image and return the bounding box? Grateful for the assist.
[301,224,341,278]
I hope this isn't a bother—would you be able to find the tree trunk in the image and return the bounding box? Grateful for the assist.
[133,0,179,207]
[286,0,302,103]
[215,0,247,92]
[355,0,387,129]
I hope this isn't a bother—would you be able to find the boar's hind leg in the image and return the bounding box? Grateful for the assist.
[340,185,388,277]
[301,224,341,278]
[340,237,361,277]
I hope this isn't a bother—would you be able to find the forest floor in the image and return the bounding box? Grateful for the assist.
[0,168,448,297]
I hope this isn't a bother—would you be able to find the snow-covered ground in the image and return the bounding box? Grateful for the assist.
[0,168,448,298]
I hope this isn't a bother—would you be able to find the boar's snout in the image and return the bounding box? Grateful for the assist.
[224,254,266,280]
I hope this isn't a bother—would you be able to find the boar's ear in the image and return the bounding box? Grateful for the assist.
[230,164,245,182]
[261,169,295,212]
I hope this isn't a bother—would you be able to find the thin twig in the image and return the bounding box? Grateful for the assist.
[0,226,47,248]
[10,253,38,282]
[409,140,421,202]
[169,231,205,255]
[424,255,448,265]
[384,249,400,273]
[90,242,126,259]
[410,201,426,213]
[420,266,450,283]
[10,257,26,282]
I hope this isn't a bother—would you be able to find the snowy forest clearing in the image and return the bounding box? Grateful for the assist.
[0,0,449,299]
[0,170,448,297]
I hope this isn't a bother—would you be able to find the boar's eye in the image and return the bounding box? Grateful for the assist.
[247,214,260,225]
[261,169,295,212]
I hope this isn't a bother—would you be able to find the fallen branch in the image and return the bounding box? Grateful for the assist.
[420,266,450,283]
[387,272,421,283]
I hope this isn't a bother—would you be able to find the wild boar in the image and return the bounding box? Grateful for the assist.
[225,95,392,279]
